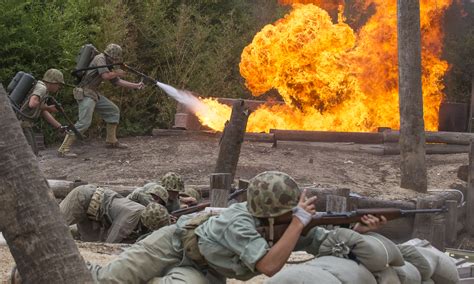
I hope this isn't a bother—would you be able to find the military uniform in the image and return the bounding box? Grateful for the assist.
[18,80,50,155]
[87,202,328,283]
[60,184,146,243]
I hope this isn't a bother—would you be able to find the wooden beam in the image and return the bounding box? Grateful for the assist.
[445,200,458,246]
[210,173,232,207]
[397,0,427,192]
[270,129,383,144]
[363,143,469,155]
[384,130,474,145]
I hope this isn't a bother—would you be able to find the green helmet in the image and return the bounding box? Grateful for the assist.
[104,43,123,62]
[42,68,65,84]
[128,183,169,206]
[161,172,184,192]
[140,203,170,230]
[180,187,201,202]
[247,171,300,218]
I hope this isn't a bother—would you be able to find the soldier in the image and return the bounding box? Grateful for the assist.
[87,171,386,283]
[160,172,185,212]
[59,184,170,243]
[179,187,201,208]
[18,69,67,156]
[57,43,145,158]
[127,183,169,207]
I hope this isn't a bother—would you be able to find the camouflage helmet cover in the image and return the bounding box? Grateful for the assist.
[161,172,184,192]
[42,68,65,84]
[179,187,201,202]
[128,183,169,206]
[140,203,170,230]
[247,171,300,218]
[144,184,169,205]
[104,43,123,62]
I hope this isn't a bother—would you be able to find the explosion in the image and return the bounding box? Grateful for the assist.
[195,0,452,132]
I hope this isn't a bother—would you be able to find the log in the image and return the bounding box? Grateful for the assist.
[467,141,474,236]
[210,173,232,207]
[354,197,416,210]
[397,0,427,192]
[305,187,350,211]
[384,130,474,145]
[430,221,446,251]
[445,200,458,246]
[270,129,383,144]
[412,194,451,242]
[214,100,250,180]
[362,143,469,155]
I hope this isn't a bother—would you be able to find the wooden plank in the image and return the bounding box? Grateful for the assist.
[384,130,474,145]
[326,195,347,212]
[468,141,474,236]
[445,200,458,245]
[270,129,383,144]
[210,173,232,207]
[430,221,446,251]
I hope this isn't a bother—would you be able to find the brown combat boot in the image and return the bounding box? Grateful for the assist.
[57,133,78,158]
[105,123,128,149]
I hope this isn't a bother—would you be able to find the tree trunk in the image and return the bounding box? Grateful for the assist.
[214,100,250,180]
[397,0,427,192]
[0,84,91,283]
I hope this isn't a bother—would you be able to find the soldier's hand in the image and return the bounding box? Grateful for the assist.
[292,189,317,227]
[353,214,387,234]
[135,81,145,90]
[47,105,58,113]
[57,125,69,134]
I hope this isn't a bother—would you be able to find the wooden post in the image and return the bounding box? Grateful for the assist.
[210,173,232,207]
[445,200,458,245]
[214,100,250,181]
[468,76,474,132]
[412,197,436,241]
[397,0,427,192]
[467,141,474,236]
[430,221,446,251]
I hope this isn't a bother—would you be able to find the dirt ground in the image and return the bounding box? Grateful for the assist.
[0,132,470,282]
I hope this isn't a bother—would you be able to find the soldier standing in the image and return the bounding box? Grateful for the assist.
[87,171,386,283]
[59,184,170,243]
[57,43,144,158]
[18,69,67,156]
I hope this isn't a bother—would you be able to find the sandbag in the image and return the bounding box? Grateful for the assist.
[393,261,422,284]
[308,256,376,284]
[397,244,433,280]
[319,228,404,272]
[416,247,459,284]
[422,280,434,284]
[265,265,342,284]
[373,267,401,284]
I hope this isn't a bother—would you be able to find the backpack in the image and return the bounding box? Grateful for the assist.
[72,44,100,83]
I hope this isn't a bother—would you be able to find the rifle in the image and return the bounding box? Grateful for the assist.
[47,97,84,140]
[171,202,211,218]
[256,207,447,243]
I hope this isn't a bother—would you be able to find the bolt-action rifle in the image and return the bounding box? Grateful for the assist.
[256,207,446,243]
[46,97,84,140]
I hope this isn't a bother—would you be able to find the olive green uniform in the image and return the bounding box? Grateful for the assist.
[87,202,328,283]
[60,185,145,243]
[18,80,49,155]
[73,53,120,133]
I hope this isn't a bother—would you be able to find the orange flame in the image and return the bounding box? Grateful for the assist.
[194,0,451,133]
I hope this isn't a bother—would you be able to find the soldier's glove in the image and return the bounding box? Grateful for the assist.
[292,206,313,226]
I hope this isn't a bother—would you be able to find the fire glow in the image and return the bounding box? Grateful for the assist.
[193,0,452,132]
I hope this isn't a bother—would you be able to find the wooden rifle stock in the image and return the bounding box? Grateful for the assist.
[257,207,446,243]
[171,202,211,218]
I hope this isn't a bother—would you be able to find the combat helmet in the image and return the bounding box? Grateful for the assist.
[179,187,201,203]
[145,184,169,205]
[128,183,169,207]
[104,43,123,62]
[42,68,65,84]
[140,203,170,230]
[247,171,300,218]
[161,172,184,192]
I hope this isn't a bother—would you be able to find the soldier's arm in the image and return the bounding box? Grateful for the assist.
[40,110,61,129]
[28,95,40,108]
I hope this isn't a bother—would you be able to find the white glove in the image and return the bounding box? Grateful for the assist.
[292,206,313,226]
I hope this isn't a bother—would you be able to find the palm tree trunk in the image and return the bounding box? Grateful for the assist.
[0,84,91,283]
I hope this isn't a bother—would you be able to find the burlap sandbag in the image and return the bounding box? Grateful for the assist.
[265,265,342,284]
[422,279,434,284]
[319,228,404,272]
[308,256,376,284]
[416,247,459,284]
[393,261,422,284]
[372,267,401,284]
[397,244,433,280]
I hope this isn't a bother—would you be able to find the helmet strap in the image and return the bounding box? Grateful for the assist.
[268,217,275,247]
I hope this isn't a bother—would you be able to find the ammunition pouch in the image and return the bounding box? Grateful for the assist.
[86,187,105,221]
[181,213,211,268]
[73,87,85,101]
